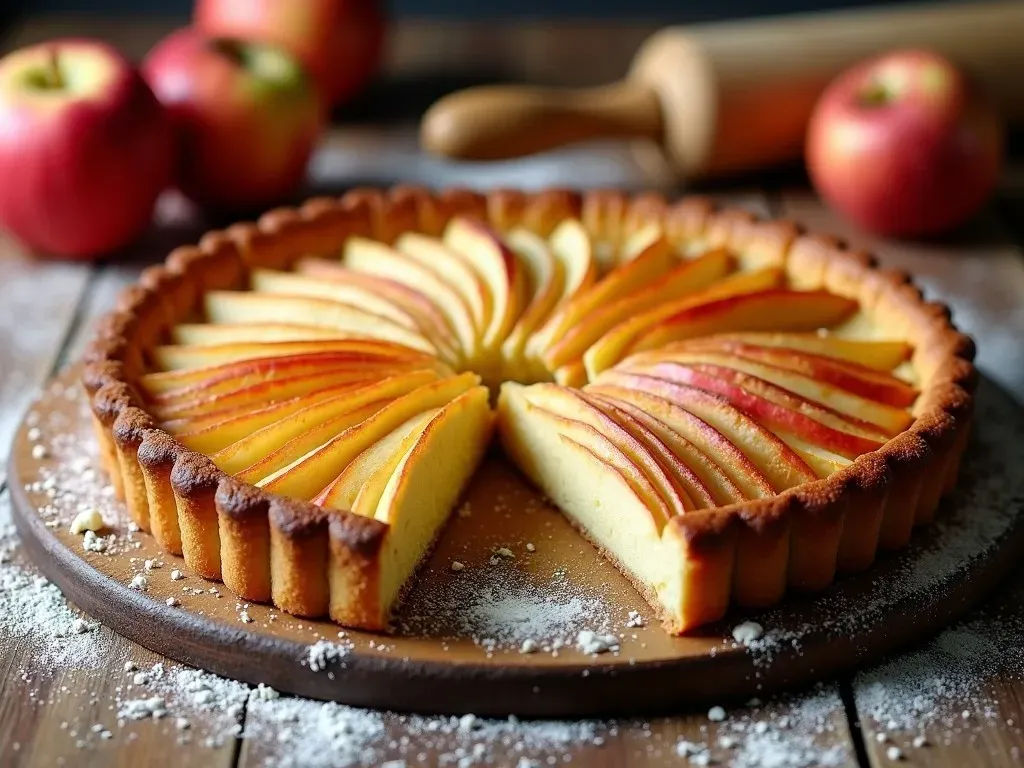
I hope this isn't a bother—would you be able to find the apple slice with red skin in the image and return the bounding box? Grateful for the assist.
[676,338,918,406]
[584,391,747,507]
[521,384,693,516]
[630,361,887,459]
[171,322,349,346]
[581,267,785,379]
[696,332,912,371]
[443,217,527,350]
[592,371,818,492]
[541,248,733,372]
[151,338,435,372]
[577,391,717,510]
[620,349,912,435]
[585,384,775,500]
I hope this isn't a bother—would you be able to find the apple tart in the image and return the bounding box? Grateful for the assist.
[82,187,974,634]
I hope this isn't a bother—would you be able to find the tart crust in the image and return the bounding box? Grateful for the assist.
[82,187,975,634]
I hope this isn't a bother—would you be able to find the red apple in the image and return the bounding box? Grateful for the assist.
[143,28,323,211]
[0,39,174,259]
[806,50,1003,237]
[194,0,385,108]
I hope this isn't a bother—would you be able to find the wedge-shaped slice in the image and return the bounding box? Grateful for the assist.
[443,218,527,351]
[152,368,389,420]
[498,382,719,634]
[779,433,854,478]
[582,267,784,379]
[313,408,438,512]
[395,232,491,336]
[541,248,732,372]
[632,362,887,459]
[677,339,918,406]
[171,323,350,346]
[211,370,441,475]
[293,258,464,366]
[343,237,481,361]
[151,339,433,373]
[622,350,912,435]
[594,371,817,492]
[577,391,716,510]
[520,384,691,517]
[586,384,773,500]
[202,291,436,354]
[530,234,676,363]
[259,373,481,499]
[585,392,746,507]
[347,386,493,625]
[500,229,565,377]
[697,332,912,371]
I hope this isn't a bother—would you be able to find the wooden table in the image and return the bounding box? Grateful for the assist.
[2,125,1024,767]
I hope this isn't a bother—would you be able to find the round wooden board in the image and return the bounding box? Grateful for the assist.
[9,369,1024,717]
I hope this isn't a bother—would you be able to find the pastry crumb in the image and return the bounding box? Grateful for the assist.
[69,508,104,535]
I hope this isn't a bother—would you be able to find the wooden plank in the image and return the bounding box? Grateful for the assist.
[0,239,92,486]
[779,191,1024,395]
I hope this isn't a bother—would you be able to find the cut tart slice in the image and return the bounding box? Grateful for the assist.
[84,187,975,636]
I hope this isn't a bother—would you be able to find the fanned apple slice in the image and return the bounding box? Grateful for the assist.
[778,433,854,478]
[542,248,733,372]
[152,339,433,372]
[343,237,481,361]
[578,390,716,510]
[359,386,493,620]
[530,234,677,365]
[151,369,382,420]
[443,218,527,351]
[395,232,491,336]
[259,372,481,499]
[594,371,817,492]
[585,392,747,506]
[586,384,774,500]
[293,258,464,366]
[208,370,443,475]
[500,229,565,376]
[520,384,692,516]
[553,361,588,387]
[631,362,887,459]
[498,383,689,628]
[313,408,438,512]
[622,350,912,435]
[695,332,912,371]
[202,291,436,353]
[171,323,349,345]
[581,267,784,379]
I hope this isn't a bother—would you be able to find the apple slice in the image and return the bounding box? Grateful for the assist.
[581,267,784,379]
[553,361,588,387]
[175,369,440,456]
[584,391,747,506]
[777,432,854,477]
[202,291,436,353]
[696,332,912,371]
[500,229,565,376]
[622,350,912,435]
[171,323,349,345]
[365,386,494,615]
[152,338,434,372]
[541,248,732,372]
[577,390,717,510]
[259,372,481,499]
[395,232,491,337]
[521,384,692,517]
[443,217,527,350]
[343,237,481,360]
[530,234,677,363]
[631,362,887,459]
[313,408,438,512]
[151,369,382,420]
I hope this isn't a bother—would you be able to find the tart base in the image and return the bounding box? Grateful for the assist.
[10,367,1024,717]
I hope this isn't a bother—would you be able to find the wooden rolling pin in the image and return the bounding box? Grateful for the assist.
[421,0,1024,180]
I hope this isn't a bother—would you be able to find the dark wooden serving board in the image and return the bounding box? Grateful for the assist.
[9,368,1024,717]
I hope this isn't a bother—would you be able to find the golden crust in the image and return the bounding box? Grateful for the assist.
[82,186,976,634]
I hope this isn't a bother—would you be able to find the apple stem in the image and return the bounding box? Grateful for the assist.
[44,47,64,89]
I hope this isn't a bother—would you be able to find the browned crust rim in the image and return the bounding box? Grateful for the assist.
[81,186,975,632]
